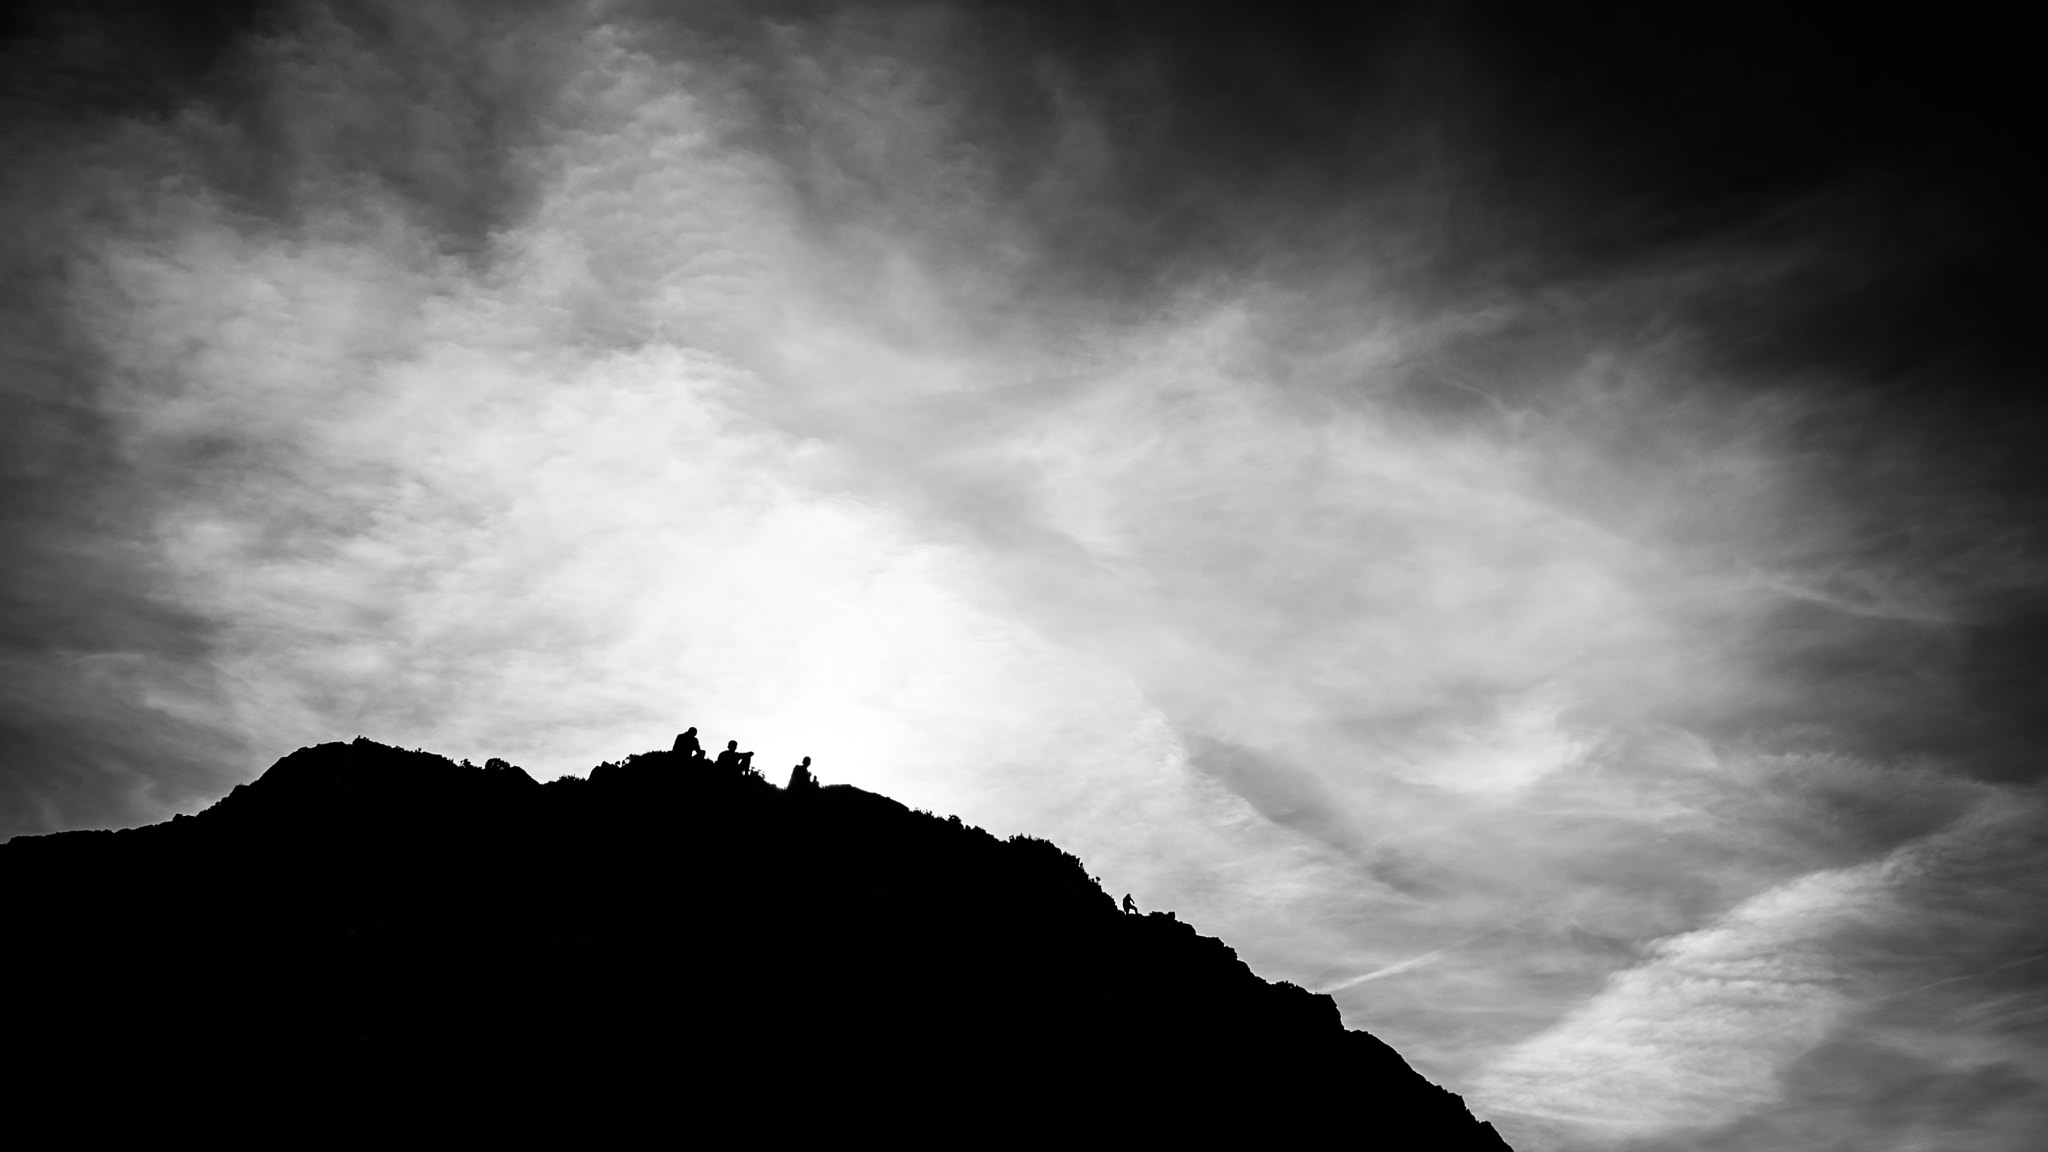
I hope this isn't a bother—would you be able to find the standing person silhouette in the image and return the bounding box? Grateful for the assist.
[1121,893,1137,915]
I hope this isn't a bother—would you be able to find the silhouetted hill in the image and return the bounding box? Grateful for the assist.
[7,737,1512,1144]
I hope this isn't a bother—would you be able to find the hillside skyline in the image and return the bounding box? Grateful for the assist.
[7,732,1516,1145]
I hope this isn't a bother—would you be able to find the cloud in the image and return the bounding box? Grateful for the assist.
[1473,789,2048,1151]
[1475,862,1886,1143]
[5,4,2047,1148]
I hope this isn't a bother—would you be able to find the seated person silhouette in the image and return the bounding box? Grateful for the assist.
[713,740,742,772]
[673,727,704,759]
[1121,893,1137,915]
[789,756,816,790]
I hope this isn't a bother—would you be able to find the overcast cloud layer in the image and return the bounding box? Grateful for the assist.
[4,3,2044,1149]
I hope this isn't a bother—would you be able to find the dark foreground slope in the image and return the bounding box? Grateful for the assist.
[8,738,1510,1144]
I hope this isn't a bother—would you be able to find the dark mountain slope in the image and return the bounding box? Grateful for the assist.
[7,737,1511,1144]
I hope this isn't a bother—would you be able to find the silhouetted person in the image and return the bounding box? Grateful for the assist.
[789,756,815,791]
[673,728,703,759]
[713,740,741,772]
[1121,893,1136,915]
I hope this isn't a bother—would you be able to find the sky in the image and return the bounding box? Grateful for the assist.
[2,2,2044,1147]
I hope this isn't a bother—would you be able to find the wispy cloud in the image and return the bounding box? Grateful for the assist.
[4,4,2044,1148]
[1478,861,1886,1142]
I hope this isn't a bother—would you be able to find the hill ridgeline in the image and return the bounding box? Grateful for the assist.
[8,736,1513,1144]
